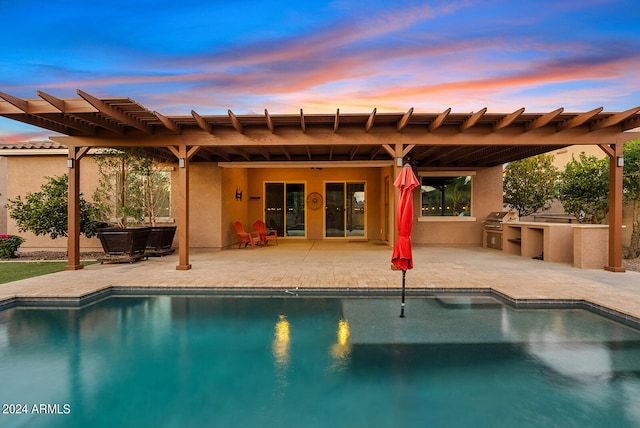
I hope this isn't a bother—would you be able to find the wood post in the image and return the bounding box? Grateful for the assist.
[603,143,625,272]
[168,145,200,270]
[65,146,88,270]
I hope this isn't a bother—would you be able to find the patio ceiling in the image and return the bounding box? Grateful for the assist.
[1,90,639,168]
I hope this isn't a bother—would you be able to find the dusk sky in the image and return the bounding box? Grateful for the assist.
[1,0,639,142]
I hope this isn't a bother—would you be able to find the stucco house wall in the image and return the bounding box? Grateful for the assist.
[413,166,503,246]
[3,148,506,252]
[3,152,104,250]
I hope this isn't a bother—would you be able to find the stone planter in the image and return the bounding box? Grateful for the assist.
[145,226,177,256]
[97,227,150,263]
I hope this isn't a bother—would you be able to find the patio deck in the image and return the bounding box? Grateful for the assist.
[2,241,640,326]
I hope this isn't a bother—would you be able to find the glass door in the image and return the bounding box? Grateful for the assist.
[265,183,284,237]
[265,182,305,237]
[325,183,345,237]
[285,183,305,236]
[346,182,365,237]
[325,182,365,238]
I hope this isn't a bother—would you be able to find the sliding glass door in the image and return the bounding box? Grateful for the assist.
[325,182,365,238]
[265,182,305,237]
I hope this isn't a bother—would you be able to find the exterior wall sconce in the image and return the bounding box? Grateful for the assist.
[179,158,186,168]
[67,158,74,168]
[617,156,624,167]
[396,157,403,167]
[235,186,243,201]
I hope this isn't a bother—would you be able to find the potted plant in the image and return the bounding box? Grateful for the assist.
[93,148,174,261]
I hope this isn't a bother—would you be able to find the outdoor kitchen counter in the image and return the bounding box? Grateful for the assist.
[502,222,575,264]
[485,221,612,268]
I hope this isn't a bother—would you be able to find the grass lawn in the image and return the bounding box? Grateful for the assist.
[0,261,97,284]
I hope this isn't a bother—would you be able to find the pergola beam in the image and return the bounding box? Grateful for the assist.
[525,107,564,131]
[0,91,29,111]
[228,109,243,133]
[153,111,180,133]
[36,90,66,111]
[349,145,359,160]
[397,107,413,131]
[265,109,275,133]
[493,107,525,131]
[557,107,603,131]
[459,108,487,131]
[77,89,152,134]
[429,108,451,131]
[191,110,212,133]
[365,108,376,132]
[590,106,640,131]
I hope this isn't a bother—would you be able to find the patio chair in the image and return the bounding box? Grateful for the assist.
[234,221,262,249]
[253,219,278,246]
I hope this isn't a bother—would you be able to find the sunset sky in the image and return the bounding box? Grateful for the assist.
[1,0,639,142]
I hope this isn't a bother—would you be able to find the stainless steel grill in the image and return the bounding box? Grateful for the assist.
[483,211,518,231]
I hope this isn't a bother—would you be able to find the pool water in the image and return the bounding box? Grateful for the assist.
[1,296,639,428]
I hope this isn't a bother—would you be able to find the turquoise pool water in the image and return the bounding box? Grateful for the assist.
[1,295,639,428]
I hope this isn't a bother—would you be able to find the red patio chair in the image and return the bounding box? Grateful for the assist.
[253,219,278,246]
[234,221,262,249]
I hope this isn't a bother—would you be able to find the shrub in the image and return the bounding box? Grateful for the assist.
[503,154,559,217]
[0,235,25,258]
[558,153,609,223]
[6,174,105,239]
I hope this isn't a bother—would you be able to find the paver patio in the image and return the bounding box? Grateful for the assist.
[1,241,639,326]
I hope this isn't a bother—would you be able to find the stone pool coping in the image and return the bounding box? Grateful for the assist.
[2,242,640,329]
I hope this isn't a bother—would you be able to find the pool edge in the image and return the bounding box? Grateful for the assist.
[1,286,639,330]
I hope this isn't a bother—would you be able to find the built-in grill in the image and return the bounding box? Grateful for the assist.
[483,211,518,250]
[483,211,518,231]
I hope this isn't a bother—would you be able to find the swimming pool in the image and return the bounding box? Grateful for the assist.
[1,295,639,428]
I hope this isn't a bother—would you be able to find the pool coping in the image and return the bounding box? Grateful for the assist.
[2,286,639,330]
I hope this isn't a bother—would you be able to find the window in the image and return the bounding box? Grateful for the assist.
[421,175,471,217]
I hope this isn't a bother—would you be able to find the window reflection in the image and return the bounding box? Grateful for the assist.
[421,176,471,217]
[330,319,351,369]
[272,314,290,369]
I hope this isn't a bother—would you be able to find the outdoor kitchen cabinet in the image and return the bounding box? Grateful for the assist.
[502,222,573,264]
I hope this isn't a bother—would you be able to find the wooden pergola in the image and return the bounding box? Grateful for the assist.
[1,90,639,272]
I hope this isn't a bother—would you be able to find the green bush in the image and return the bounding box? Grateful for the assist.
[6,174,105,239]
[0,235,25,258]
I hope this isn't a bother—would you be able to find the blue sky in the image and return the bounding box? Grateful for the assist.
[1,0,639,142]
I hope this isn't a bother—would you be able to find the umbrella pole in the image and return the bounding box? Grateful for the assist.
[400,269,406,318]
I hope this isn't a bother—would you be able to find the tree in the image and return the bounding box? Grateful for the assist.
[6,174,104,239]
[558,153,609,223]
[503,154,559,217]
[93,148,170,227]
[623,138,640,254]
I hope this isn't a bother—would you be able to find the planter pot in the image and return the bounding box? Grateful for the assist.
[97,227,150,263]
[146,226,177,256]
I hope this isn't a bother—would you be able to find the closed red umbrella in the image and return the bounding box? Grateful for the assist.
[391,164,420,317]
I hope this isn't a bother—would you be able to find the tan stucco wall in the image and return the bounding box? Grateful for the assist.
[244,167,385,242]
[4,154,103,250]
[412,166,504,246]
[4,154,504,251]
[221,167,249,247]
[180,163,223,249]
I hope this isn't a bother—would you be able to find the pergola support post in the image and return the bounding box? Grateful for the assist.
[390,143,415,246]
[601,142,625,272]
[168,145,200,270]
[65,146,88,270]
